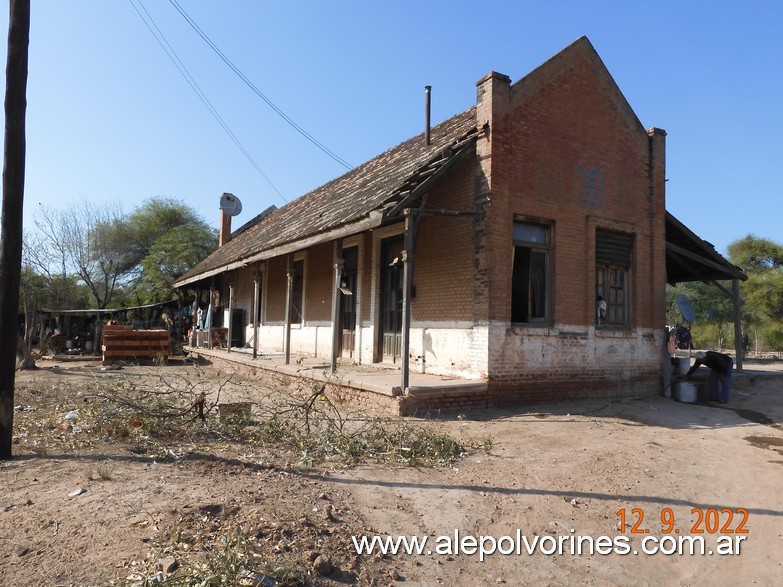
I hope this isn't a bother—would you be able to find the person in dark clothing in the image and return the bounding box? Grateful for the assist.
[686,351,733,403]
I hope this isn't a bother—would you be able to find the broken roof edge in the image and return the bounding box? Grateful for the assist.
[665,211,748,283]
[172,208,386,289]
[230,204,277,239]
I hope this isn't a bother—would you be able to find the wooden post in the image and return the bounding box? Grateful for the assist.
[331,241,344,374]
[207,285,214,350]
[732,278,743,371]
[252,264,260,359]
[227,280,234,352]
[0,0,31,459]
[93,311,99,355]
[401,211,415,392]
[284,255,293,364]
[194,287,200,342]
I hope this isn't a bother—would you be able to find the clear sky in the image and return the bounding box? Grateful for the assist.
[1,0,781,256]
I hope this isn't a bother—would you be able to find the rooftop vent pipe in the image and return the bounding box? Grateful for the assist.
[425,85,431,146]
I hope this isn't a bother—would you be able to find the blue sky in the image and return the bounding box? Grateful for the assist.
[2,1,781,256]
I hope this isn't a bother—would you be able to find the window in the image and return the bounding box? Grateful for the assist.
[511,220,551,324]
[595,230,632,327]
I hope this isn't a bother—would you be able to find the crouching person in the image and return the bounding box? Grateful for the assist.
[686,351,733,403]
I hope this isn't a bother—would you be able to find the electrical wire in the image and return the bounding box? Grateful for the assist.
[168,0,353,171]
[129,0,288,204]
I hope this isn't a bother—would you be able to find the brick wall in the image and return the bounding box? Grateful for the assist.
[412,157,475,323]
[201,39,668,410]
[304,242,334,323]
[264,256,288,322]
[475,40,667,398]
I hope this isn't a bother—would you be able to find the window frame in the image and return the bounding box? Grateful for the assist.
[595,229,632,329]
[291,258,305,325]
[511,219,552,326]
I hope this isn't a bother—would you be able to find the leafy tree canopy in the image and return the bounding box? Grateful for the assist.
[125,197,213,269]
[26,196,217,308]
[728,234,783,351]
[727,234,783,275]
[137,222,217,304]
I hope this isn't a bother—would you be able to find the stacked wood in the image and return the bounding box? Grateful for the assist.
[102,325,170,363]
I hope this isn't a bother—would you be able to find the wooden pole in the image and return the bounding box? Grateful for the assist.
[330,241,344,374]
[207,285,214,350]
[227,279,234,352]
[194,287,200,341]
[0,0,30,460]
[284,255,293,364]
[401,212,415,392]
[732,278,743,371]
[252,264,260,359]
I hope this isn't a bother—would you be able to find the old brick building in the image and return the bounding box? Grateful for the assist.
[175,37,731,411]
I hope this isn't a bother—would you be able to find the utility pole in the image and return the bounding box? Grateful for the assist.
[0,0,31,459]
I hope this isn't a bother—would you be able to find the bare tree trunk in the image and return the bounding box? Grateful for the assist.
[16,334,34,369]
[19,296,35,368]
[0,0,30,459]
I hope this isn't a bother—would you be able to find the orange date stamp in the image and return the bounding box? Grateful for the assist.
[617,507,749,535]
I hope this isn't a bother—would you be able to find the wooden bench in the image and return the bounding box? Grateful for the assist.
[102,325,170,364]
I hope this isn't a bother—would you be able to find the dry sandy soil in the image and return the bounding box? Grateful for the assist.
[2,358,782,586]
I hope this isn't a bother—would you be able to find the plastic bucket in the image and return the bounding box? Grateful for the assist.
[674,380,698,403]
[673,357,690,375]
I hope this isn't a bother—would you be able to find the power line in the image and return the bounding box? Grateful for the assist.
[168,0,353,171]
[129,0,288,204]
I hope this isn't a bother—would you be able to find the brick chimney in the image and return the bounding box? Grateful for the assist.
[219,210,232,246]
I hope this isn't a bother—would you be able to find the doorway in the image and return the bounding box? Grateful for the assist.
[339,247,358,357]
[379,236,404,362]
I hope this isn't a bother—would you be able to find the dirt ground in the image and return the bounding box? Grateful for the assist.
[2,358,782,586]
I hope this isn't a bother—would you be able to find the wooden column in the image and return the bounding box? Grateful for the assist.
[252,264,260,359]
[284,255,293,364]
[194,287,200,338]
[401,211,415,392]
[207,285,214,349]
[331,241,344,374]
[732,278,743,371]
[227,280,234,353]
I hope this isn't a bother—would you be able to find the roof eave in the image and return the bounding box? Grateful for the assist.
[173,209,385,288]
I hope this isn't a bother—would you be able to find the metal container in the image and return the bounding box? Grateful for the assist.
[673,357,690,376]
[674,380,698,403]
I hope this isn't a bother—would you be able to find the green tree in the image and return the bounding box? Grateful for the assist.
[126,197,214,263]
[124,197,217,304]
[23,229,88,310]
[137,223,217,304]
[666,281,735,350]
[727,235,783,274]
[27,196,216,308]
[34,201,132,308]
[728,234,783,351]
